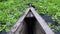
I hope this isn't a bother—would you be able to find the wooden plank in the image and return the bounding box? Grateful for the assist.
[8,8,31,34]
[30,7,55,34]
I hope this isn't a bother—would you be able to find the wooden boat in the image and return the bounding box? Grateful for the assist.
[8,7,54,34]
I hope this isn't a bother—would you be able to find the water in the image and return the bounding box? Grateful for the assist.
[40,14,60,34]
[0,30,7,34]
[40,14,54,23]
[56,30,60,34]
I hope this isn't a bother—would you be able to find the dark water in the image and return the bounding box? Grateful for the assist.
[40,14,60,34]
[56,30,60,34]
[0,30,7,34]
[40,14,59,25]
[40,14,54,23]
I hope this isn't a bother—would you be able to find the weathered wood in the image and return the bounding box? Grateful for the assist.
[8,7,55,34]
[30,7,55,34]
[7,8,30,34]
